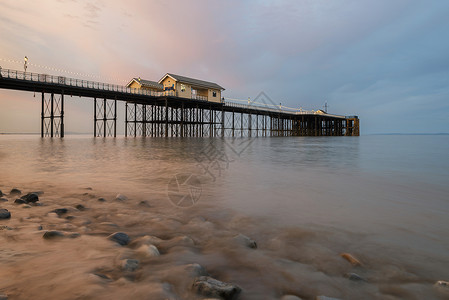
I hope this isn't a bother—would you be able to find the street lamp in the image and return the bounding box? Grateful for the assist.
[24,56,28,72]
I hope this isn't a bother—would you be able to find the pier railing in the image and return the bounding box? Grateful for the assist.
[0,68,347,118]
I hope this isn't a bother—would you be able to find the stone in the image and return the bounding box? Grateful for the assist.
[22,192,39,203]
[192,276,242,300]
[37,225,43,230]
[43,230,65,239]
[233,233,257,249]
[435,280,449,288]
[21,204,32,208]
[68,232,81,238]
[108,232,130,246]
[136,244,160,258]
[52,208,68,216]
[14,198,26,204]
[10,188,21,196]
[281,296,303,300]
[122,259,139,272]
[340,253,362,266]
[115,194,128,201]
[184,263,208,277]
[98,197,106,202]
[0,197,7,202]
[0,294,8,300]
[0,190,3,197]
[344,273,366,282]
[315,296,342,300]
[0,225,12,230]
[75,204,86,211]
[0,209,11,219]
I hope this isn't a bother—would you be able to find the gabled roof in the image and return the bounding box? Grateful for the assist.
[158,73,225,90]
[126,78,163,90]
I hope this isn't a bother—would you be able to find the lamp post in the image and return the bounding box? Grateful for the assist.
[24,56,28,72]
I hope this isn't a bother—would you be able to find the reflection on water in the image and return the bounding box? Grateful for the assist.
[0,135,448,299]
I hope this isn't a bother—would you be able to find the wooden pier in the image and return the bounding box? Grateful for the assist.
[0,68,359,137]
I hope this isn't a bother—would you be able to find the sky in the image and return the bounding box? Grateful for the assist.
[1,0,448,134]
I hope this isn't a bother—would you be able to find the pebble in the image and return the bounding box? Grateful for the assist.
[115,194,128,201]
[0,208,11,219]
[192,276,242,300]
[121,259,139,272]
[316,296,342,300]
[75,204,86,211]
[0,225,12,230]
[0,190,3,197]
[0,198,7,202]
[108,232,130,246]
[43,230,65,239]
[435,280,449,288]
[184,263,208,277]
[136,244,160,258]
[340,253,362,266]
[52,208,68,216]
[10,188,21,196]
[233,233,257,249]
[22,192,39,203]
[281,296,303,300]
[21,204,32,209]
[14,198,26,204]
[344,273,366,282]
[97,197,106,202]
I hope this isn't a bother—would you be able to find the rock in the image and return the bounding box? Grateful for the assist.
[0,190,3,197]
[14,198,26,204]
[52,208,68,216]
[22,192,39,203]
[0,209,11,219]
[281,296,303,300]
[340,253,362,266]
[315,296,342,300]
[184,263,208,277]
[0,294,8,300]
[192,276,242,300]
[75,204,85,211]
[233,233,257,249]
[21,204,32,208]
[344,273,366,282]
[136,244,160,258]
[0,225,12,230]
[43,230,65,239]
[122,259,139,272]
[0,197,7,202]
[10,188,21,196]
[115,194,128,201]
[97,197,106,202]
[37,225,43,230]
[435,280,449,288]
[93,273,113,281]
[108,232,130,246]
[68,232,81,238]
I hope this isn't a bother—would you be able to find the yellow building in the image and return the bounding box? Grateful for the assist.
[126,77,164,92]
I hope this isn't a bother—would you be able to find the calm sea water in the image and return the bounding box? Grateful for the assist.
[0,134,448,299]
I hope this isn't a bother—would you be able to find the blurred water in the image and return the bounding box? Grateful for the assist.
[0,134,448,299]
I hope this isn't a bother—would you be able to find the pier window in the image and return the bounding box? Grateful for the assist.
[212,91,217,97]
[181,84,186,92]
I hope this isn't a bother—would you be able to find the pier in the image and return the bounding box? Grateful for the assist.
[0,68,359,138]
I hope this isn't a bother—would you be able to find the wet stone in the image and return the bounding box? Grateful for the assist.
[344,273,366,282]
[435,281,449,288]
[75,204,86,211]
[43,230,65,239]
[108,232,130,246]
[0,225,12,230]
[316,296,342,300]
[281,296,303,300]
[22,192,39,203]
[184,263,208,278]
[0,198,7,202]
[0,190,3,197]
[97,197,106,202]
[233,233,257,249]
[115,194,128,201]
[14,198,26,205]
[122,259,139,272]
[192,276,242,300]
[0,294,8,300]
[0,208,11,219]
[52,208,68,216]
[10,188,21,196]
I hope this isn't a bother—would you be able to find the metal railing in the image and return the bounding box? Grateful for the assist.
[0,68,175,97]
[0,67,348,118]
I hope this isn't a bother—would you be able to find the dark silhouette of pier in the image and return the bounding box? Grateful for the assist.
[0,68,359,137]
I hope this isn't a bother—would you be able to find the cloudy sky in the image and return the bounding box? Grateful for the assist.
[1,0,448,134]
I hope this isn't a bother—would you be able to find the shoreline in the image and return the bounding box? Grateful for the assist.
[1,186,448,300]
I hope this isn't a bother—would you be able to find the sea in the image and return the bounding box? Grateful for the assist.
[0,134,448,299]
